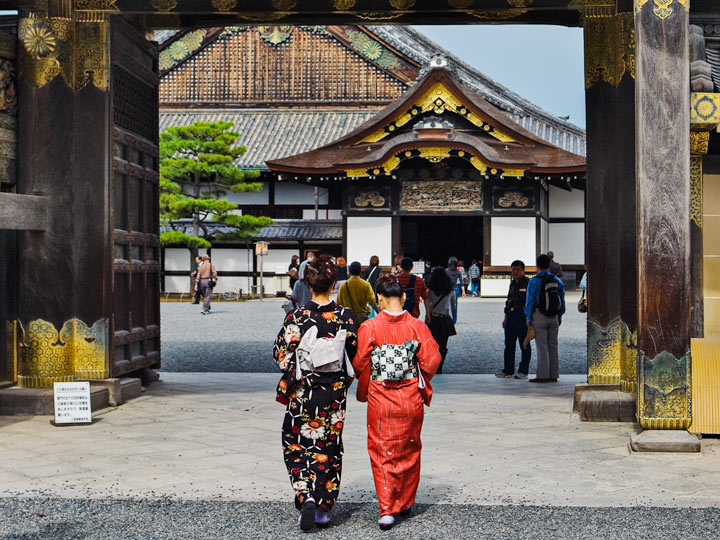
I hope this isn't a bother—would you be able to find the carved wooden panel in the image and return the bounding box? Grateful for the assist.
[348,184,391,211]
[400,181,482,212]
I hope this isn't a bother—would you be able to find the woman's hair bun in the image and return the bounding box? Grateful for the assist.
[305,253,338,293]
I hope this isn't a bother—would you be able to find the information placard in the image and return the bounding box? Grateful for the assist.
[53,381,92,424]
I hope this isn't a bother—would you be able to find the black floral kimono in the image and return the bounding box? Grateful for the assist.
[273,301,358,512]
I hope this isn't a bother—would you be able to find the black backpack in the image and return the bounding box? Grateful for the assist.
[537,274,562,316]
[402,275,416,312]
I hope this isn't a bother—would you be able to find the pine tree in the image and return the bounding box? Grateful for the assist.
[159,121,272,263]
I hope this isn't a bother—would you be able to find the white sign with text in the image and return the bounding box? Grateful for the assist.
[53,381,92,424]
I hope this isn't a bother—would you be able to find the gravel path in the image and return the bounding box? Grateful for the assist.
[1,499,719,539]
[160,295,587,374]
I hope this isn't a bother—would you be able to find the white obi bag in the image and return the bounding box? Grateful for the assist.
[370,340,419,381]
[295,325,354,379]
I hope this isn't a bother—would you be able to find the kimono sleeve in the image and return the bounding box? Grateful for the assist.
[273,311,302,373]
[416,322,442,381]
[352,321,376,402]
[338,306,358,360]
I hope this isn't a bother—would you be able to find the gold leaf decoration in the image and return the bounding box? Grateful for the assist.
[583,13,635,89]
[333,0,356,9]
[464,10,526,19]
[20,18,57,58]
[212,0,237,10]
[448,0,473,7]
[271,0,296,10]
[151,0,177,11]
[507,0,533,6]
[356,12,404,20]
[389,0,416,8]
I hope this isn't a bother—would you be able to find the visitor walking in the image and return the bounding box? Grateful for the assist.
[396,257,430,323]
[194,255,217,315]
[446,257,462,323]
[391,253,403,276]
[468,259,481,297]
[352,276,442,531]
[547,251,563,278]
[291,275,312,309]
[337,261,378,326]
[496,260,531,379]
[272,254,358,532]
[298,251,315,280]
[427,266,456,374]
[336,256,348,281]
[288,254,299,290]
[190,255,203,304]
[458,260,470,296]
[524,254,565,383]
[364,255,382,290]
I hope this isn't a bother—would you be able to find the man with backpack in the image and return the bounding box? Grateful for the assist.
[396,257,431,323]
[524,254,565,383]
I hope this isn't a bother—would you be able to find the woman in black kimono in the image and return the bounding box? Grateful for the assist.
[273,254,358,532]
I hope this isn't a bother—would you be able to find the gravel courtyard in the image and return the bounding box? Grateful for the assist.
[160,295,587,374]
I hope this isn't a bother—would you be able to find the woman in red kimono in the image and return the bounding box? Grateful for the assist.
[352,275,442,530]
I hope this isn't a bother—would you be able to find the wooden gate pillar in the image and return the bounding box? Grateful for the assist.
[582,11,637,391]
[15,3,112,387]
[635,0,692,429]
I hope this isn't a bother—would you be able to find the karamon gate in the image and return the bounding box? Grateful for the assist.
[0,0,719,434]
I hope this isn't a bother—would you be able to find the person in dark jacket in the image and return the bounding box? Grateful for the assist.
[364,255,382,290]
[496,260,532,379]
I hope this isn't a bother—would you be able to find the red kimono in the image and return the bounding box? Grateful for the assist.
[353,310,442,517]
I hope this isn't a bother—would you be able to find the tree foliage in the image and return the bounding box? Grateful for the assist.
[159,121,271,248]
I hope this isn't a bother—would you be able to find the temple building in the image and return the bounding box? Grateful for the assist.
[158,25,587,296]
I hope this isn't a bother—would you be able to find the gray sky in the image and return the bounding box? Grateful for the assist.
[415,25,586,129]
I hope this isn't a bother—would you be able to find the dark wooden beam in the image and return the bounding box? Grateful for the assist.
[0,193,47,231]
[635,0,691,430]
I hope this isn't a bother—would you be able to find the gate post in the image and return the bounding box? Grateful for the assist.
[15,2,112,387]
[634,0,692,430]
[582,10,638,391]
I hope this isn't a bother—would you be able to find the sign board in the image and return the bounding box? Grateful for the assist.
[255,241,269,256]
[53,381,92,424]
[413,261,425,275]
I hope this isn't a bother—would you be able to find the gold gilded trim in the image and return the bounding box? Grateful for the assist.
[635,0,689,19]
[211,0,237,10]
[637,350,692,430]
[690,132,709,156]
[15,318,109,388]
[583,13,635,89]
[691,156,702,228]
[569,0,615,18]
[464,10,526,19]
[344,146,525,178]
[359,82,517,144]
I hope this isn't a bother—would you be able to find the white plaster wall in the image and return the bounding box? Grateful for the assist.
[549,186,585,218]
[481,278,511,297]
[275,182,329,205]
[260,249,299,275]
[164,248,191,271]
[211,248,252,272]
[164,275,191,294]
[549,223,585,265]
[347,217,392,266]
[490,217,536,267]
[223,185,269,205]
[302,209,343,220]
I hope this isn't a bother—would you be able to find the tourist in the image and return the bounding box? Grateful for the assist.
[190,255,203,304]
[364,255,382,290]
[391,253,404,276]
[290,274,312,309]
[468,259,481,297]
[352,275,442,531]
[336,256,348,281]
[337,261,378,326]
[194,255,218,315]
[298,251,315,280]
[548,251,563,278]
[272,254,358,532]
[427,266,456,374]
[446,257,462,323]
[288,254,300,289]
[524,254,566,383]
[458,259,470,296]
[422,259,433,283]
[496,260,531,379]
[396,257,430,323]
[578,271,588,313]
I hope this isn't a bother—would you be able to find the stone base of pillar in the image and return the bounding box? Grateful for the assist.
[630,430,701,453]
[573,383,620,412]
[579,390,636,422]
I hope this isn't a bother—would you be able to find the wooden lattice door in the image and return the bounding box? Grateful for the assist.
[109,19,161,376]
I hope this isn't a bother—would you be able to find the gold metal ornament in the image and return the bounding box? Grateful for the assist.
[690,156,703,228]
[389,0,415,8]
[507,0,533,6]
[333,0,356,9]
[497,191,529,208]
[211,0,237,10]
[151,0,177,11]
[448,0,473,7]
[690,132,710,156]
[14,318,109,388]
[271,0,296,10]
[583,13,635,89]
[464,10,526,19]
[637,350,692,430]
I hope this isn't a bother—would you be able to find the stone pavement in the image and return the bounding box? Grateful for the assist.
[160,295,587,374]
[1,374,719,507]
[2,374,720,538]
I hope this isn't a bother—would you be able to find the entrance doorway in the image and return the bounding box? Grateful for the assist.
[400,216,483,269]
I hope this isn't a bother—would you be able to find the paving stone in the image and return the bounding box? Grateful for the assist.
[580,391,636,422]
[631,430,702,453]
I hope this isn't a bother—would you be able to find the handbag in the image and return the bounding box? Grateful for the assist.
[371,340,419,381]
[577,290,587,313]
